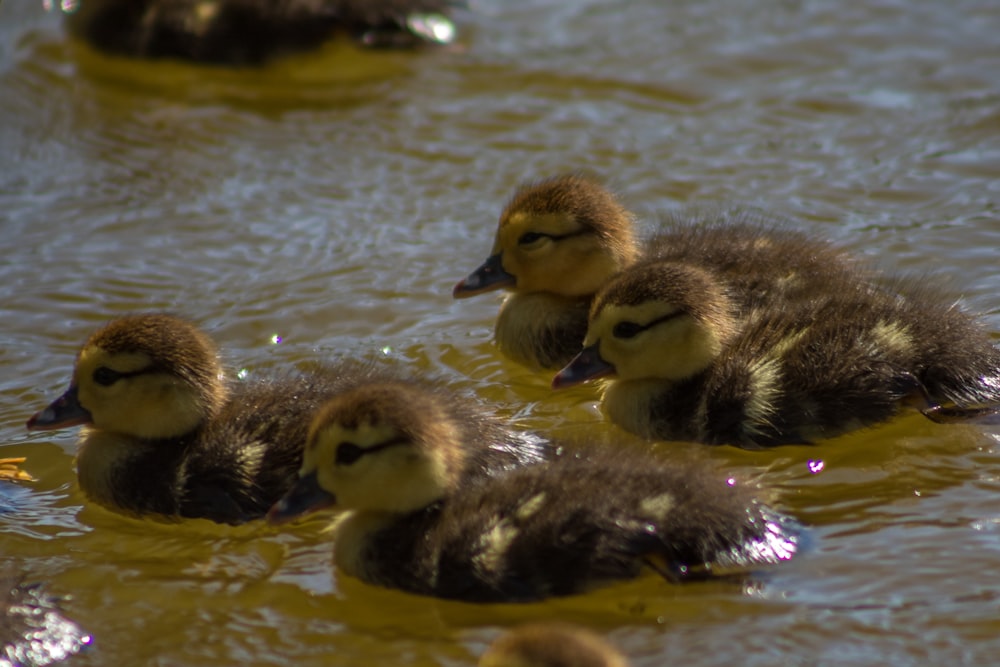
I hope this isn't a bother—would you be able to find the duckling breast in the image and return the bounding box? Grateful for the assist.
[495,293,590,369]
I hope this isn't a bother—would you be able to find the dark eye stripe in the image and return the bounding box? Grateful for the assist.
[612,310,685,339]
[92,366,154,386]
[517,229,590,245]
[334,436,410,466]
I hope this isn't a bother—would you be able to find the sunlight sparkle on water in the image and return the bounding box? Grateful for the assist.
[43,0,79,12]
[807,459,824,474]
[270,334,282,345]
[237,368,249,380]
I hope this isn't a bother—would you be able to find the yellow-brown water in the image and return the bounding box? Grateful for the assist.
[2,1,999,665]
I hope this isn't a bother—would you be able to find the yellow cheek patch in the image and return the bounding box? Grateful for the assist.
[306,420,415,498]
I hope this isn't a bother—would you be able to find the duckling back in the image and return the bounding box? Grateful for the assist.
[341,445,799,602]
[646,206,865,310]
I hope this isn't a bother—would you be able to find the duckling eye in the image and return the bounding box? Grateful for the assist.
[92,367,123,386]
[612,321,644,339]
[335,442,365,466]
[517,232,547,246]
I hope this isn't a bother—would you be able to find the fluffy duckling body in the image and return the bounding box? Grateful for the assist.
[64,0,462,65]
[27,314,547,524]
[480,623,629,667]
[453,173,858,369]
[268,382,800,603]
[553,262,1000,447]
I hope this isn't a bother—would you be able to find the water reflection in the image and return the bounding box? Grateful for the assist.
[2,0,1000,665]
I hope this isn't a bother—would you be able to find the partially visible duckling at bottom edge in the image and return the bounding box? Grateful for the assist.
[0,566,92,667]
[552,260,1000,447]
[453,173,863,370]
[63,0,464,65]
[26,313,548,525]
[479,622,629,667]
[267,380,801,603]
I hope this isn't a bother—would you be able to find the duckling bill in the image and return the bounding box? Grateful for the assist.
[268,381,801,603]
[553,261,1000,447]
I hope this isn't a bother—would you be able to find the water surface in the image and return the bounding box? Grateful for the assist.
[1,1,999,665]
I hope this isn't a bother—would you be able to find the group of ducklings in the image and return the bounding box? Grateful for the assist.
[19,173,1000,665]
[457,173,1000,446]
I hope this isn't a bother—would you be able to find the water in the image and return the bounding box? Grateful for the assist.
[1,0,999,665]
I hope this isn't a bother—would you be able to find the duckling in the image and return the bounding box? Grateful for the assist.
[552,261,1000,447]
[0,567,92,666]
[480,623,629,667]
[26,313,546,524]
[63,0,462,65]
[267,381,801,603]
[453,173,860,369]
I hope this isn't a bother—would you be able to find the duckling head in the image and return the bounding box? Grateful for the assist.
[268,382,465,524]
[27,313,226,440]
[480,622,629,667]
[453,174,640,299]
[552,262,737,388]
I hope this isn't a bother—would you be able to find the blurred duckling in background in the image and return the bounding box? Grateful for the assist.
[61,0,463,65]
[480,623,629,667]
[553,261,1000,447]
[268,381,800,602]
[453,173,859,369]
[27,314,548,524]
[0,567,92,667]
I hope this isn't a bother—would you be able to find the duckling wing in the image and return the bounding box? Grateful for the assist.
[414,454,800,601]
[176,369,354,523]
